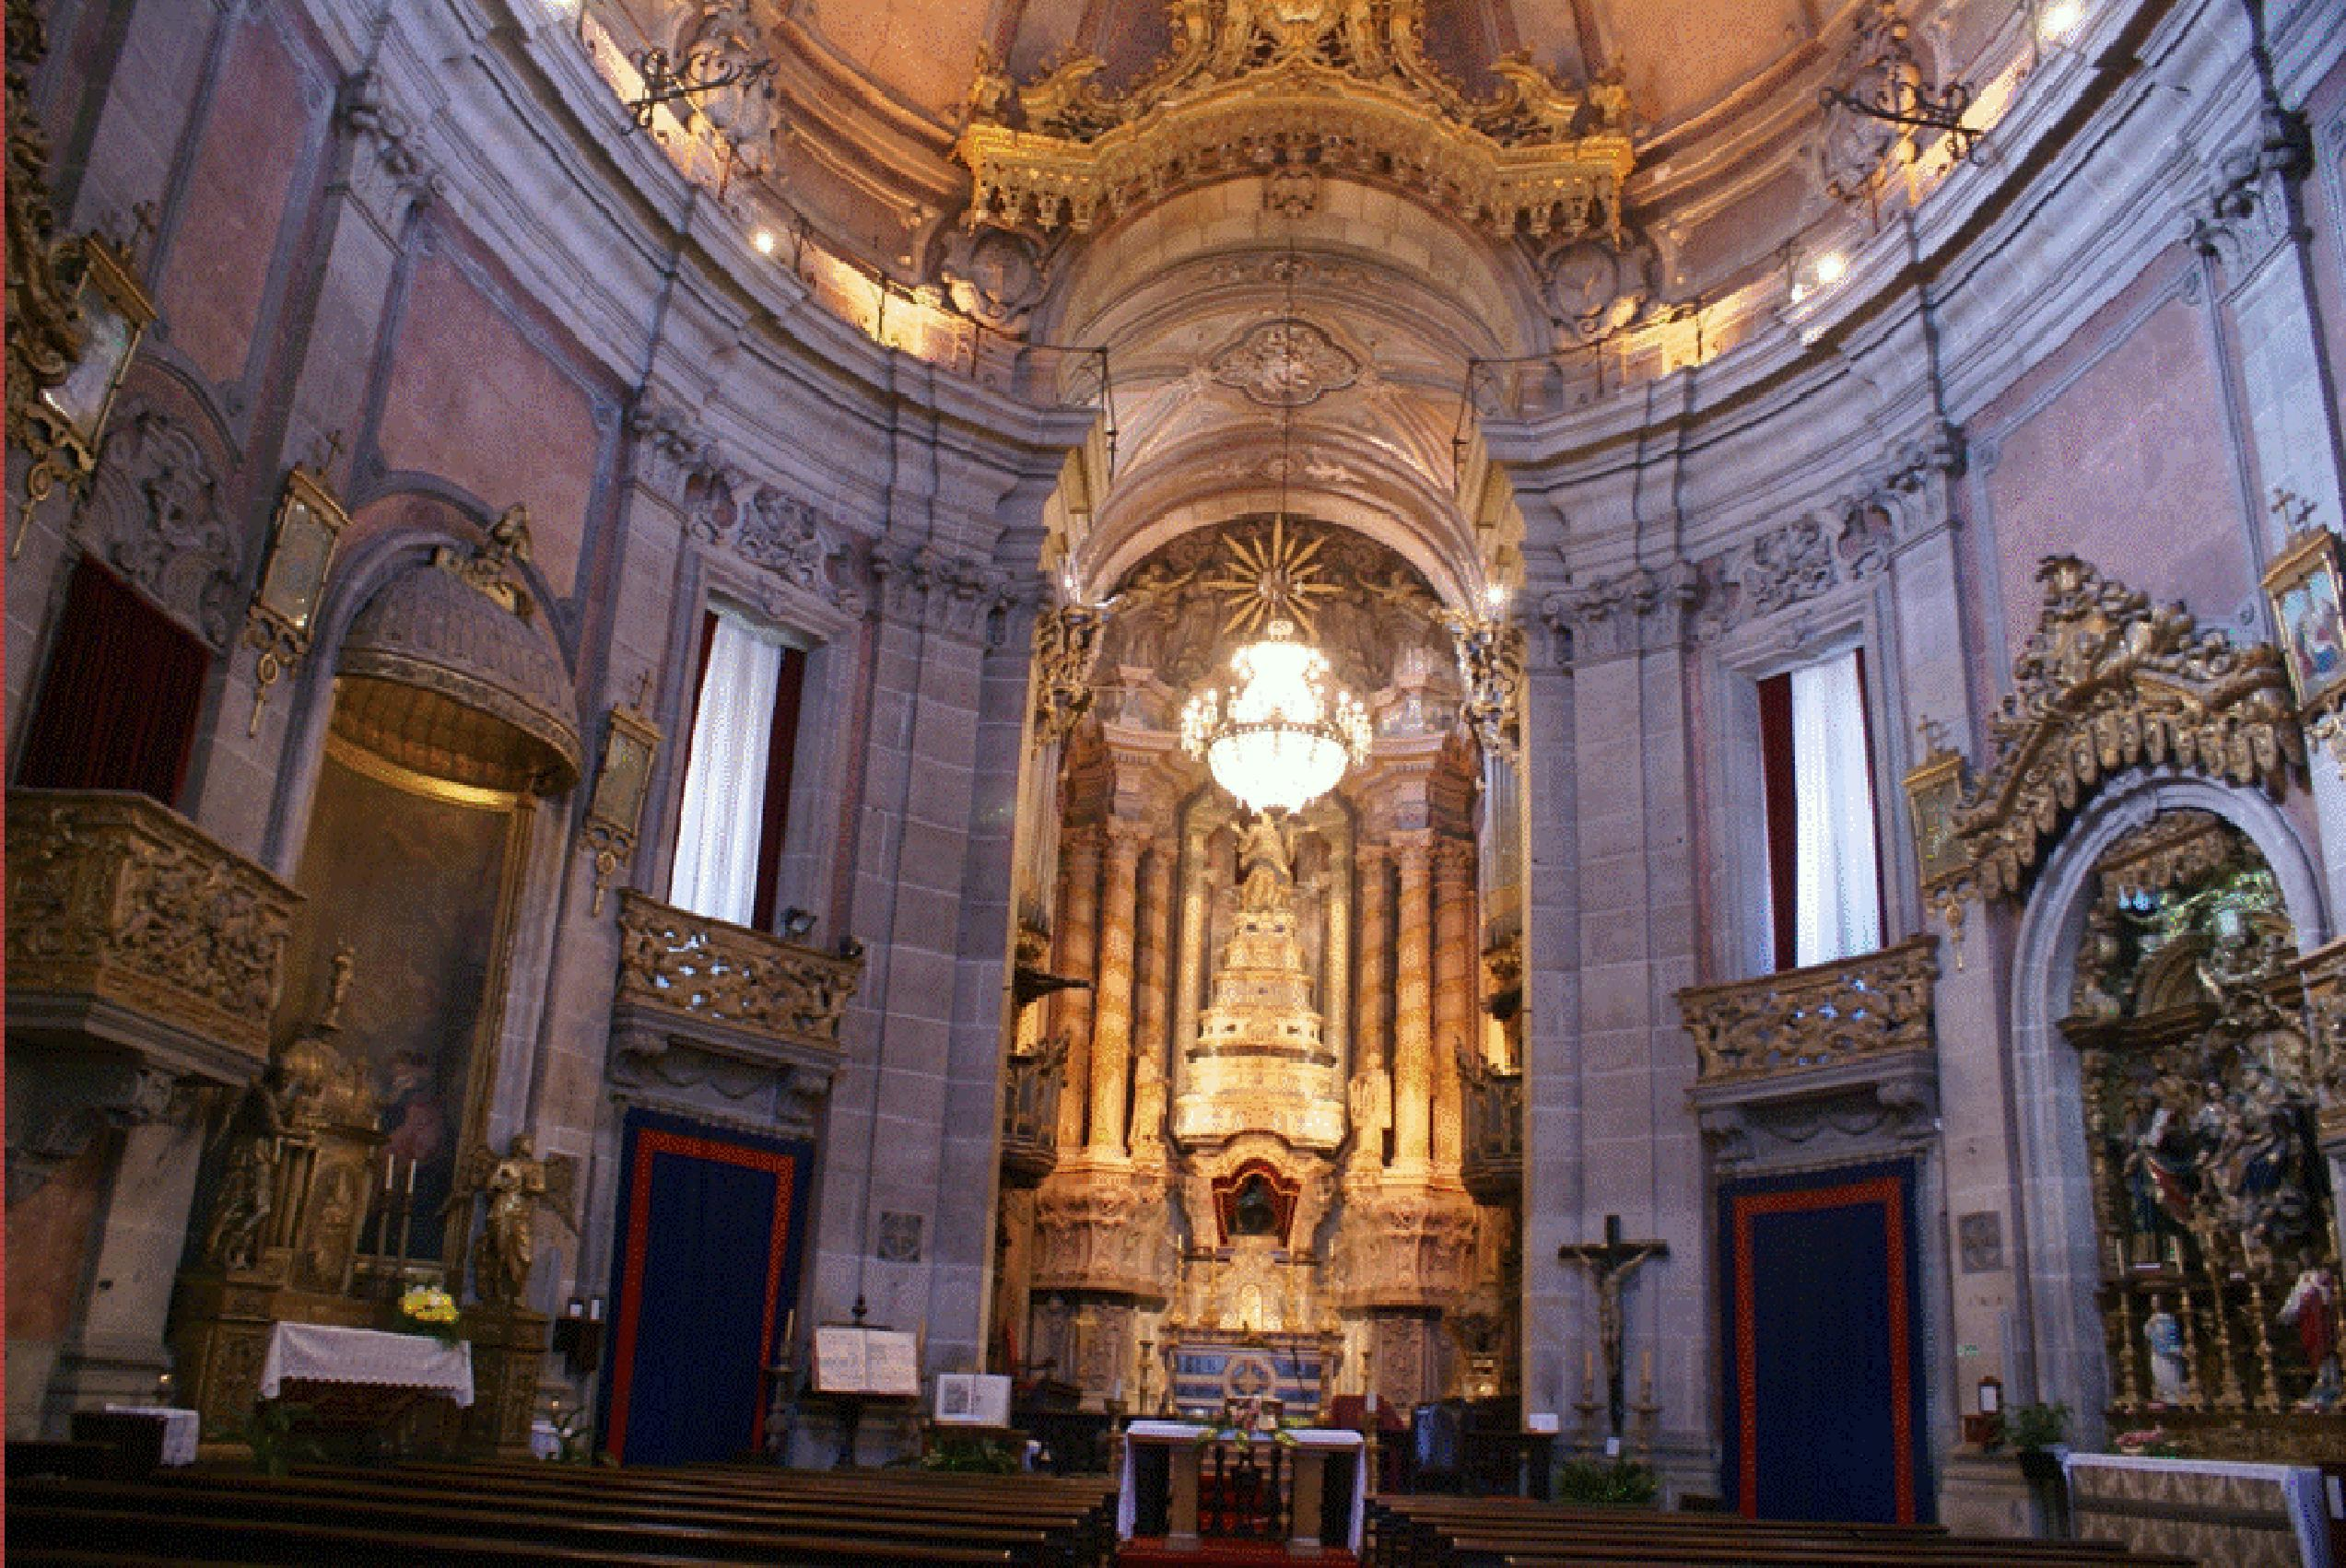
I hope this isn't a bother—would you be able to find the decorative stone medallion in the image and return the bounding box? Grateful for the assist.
[1209,319,1360,408]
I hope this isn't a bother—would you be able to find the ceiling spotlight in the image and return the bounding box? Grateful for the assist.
[2038,0,2082,40]
[753,229,778,255]
[1484,583,1507,612]
[1813,252,1849,287]
[780,906,817,938]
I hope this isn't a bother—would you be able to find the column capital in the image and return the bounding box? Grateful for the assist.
[1433,836,1476,883]
[1102,814,1156,858]
[1389,829,1435,875]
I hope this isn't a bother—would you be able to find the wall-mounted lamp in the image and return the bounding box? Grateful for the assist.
[242,460,351,734]
[581,689,663,915]
[11,235,157,556]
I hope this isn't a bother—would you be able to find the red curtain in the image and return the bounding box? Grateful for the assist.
[17,558,210,804]
[1757,672,1797,971]
[749,645,806,932]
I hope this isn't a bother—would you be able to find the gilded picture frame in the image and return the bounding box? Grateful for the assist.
[2263,527,2346,718]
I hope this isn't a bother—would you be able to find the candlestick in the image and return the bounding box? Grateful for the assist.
[405,1157,418,1196]
[383,1151,395,1192]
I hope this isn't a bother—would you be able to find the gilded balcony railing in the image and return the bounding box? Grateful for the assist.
[614,889,862,1051]
[1676,935,1939,1085]
[6,789,299,1071]
[1460,1047,1522,1200]
[1000,1042,1063,1182]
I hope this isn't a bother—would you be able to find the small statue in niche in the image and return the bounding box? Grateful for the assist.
[203,1061,303,1271]
[445,1132,577,1310]
[2144,1295,2190,1405]
[1231,1172,1280,1239]
[2072,905,2125,1019]
[2280,1262,2341,1410]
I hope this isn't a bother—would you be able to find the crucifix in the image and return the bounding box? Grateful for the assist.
[1557,1214,1668,1442]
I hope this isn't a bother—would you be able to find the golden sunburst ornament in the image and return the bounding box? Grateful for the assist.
[1202,516,1343,638]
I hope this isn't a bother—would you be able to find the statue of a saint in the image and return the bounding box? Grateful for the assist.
[2281,1265,2340,1410]
[2144,1297,2189,1405]
[446,1132,577,1309]
[203,1062,302,1271]
[1237,813,1296,904]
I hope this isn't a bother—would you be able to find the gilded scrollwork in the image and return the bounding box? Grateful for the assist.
[957,0,1632,240]
[6,789,301,1064]
[1443,610,1524,756]
[614,889,863,1047]
[1675,934,1938,1085]
[1953,556,2302,902]
[1032,600,1112,747]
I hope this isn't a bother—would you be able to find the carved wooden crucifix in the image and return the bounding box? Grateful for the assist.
[1557,1213,1668,1441]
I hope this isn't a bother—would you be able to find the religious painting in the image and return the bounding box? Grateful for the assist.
[283,735,527,1260]
[2262,527,2346,716]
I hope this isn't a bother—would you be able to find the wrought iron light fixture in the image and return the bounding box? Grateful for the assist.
[1818,2,1980,171]
[243,457,352,734]
[623,44,776,134]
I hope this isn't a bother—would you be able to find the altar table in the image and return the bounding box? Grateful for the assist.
[1120,1420,1366,1556]
[101,1404,200,1467]
[2064,1452,2335,1568]
[259,1322,474,1406]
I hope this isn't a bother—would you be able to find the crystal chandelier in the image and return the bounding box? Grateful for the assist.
[1181,614,1371,815]
[1178,230,1369,815]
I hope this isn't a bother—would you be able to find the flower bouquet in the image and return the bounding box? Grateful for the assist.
[394,1284,463,1342]
[2112,1427,2182,1458]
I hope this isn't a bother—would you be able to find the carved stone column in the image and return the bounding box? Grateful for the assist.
[1131,840,1177,1162]
[1173,823,1211,1103]
[1054,825,1103,1151]
[1432,837,1476,1172]
[1390,833,1435,1173]
[1088,819,1147,1157]
[1350,843,1392,1176]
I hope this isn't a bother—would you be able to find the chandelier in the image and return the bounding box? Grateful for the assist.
[1181,614,1371,816]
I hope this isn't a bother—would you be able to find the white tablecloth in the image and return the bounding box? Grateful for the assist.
[260,1322,474,1407]
[102,1404,200,1466]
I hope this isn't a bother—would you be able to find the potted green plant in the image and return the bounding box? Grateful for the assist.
[1554,1457,1659,1508]
[2003,1402,2070,1538]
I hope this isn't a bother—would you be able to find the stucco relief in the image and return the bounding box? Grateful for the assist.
[78,403,242,648]
[1208,318,1360,408]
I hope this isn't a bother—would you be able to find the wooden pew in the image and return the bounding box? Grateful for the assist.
[7,1477,1031,1567]
[1368,1494,2196,1568]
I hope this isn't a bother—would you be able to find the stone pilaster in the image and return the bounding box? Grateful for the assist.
[1431,836,1476,1172]
[1350,843,1392,1176]
[1087,819,1147,1156]
[1053,825,1102,1151]
[1390,832,1435,1173]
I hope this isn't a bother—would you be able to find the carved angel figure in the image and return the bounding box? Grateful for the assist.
[445,1132,577,1309]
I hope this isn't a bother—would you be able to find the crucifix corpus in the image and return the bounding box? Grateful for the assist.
[1557,1214,1668,1442]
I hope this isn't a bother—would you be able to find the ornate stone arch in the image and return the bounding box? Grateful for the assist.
[1938,556,2303,910]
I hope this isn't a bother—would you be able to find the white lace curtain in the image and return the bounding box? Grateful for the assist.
[1789,649,1882,966]
[669,608,786,926]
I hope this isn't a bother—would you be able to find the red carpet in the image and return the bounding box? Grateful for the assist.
[1119,1539,1356,1566]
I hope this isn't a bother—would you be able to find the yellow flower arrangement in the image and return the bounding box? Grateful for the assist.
[397,1284,461,1339]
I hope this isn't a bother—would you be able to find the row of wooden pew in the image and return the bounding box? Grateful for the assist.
[6,1456,1119,1567]
[1367,1494,2197,1568]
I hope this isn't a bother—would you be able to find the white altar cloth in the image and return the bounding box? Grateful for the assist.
[2065,1452,2332,1568]
[1118,1420,1367,1552]
[102,1404,200,1466]
[260,1322,474,1407]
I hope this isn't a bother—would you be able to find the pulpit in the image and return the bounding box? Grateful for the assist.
[1119,1420,1366,1556]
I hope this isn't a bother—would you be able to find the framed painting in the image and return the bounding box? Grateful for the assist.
[2264,528,2346,716]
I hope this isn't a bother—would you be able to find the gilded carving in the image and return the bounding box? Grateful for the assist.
[1444,611,1523,756]
[1675,935,1938,1084]
[1954,557,2302,902]
[6,789,301,1063]
[957,0,1633,240]
[614,889,862,1047]
[1032,600,1112,746]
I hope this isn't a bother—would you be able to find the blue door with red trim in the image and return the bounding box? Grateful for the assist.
[1718,1162,1930,1524]
[601,1111,812,1464]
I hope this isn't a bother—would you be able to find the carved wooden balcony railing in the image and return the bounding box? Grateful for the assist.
[608,890,862,1137]
[1000,1045,1062,1183]
[1460,1048,1522,1201]
[6,789,299,1074]
[1677,935,1938,1084]
[1677,936,1941,1172]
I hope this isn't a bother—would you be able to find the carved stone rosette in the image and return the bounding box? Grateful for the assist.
[607,891,862,1139]
[1953,556,2301,902]
[6,789,300,1072]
